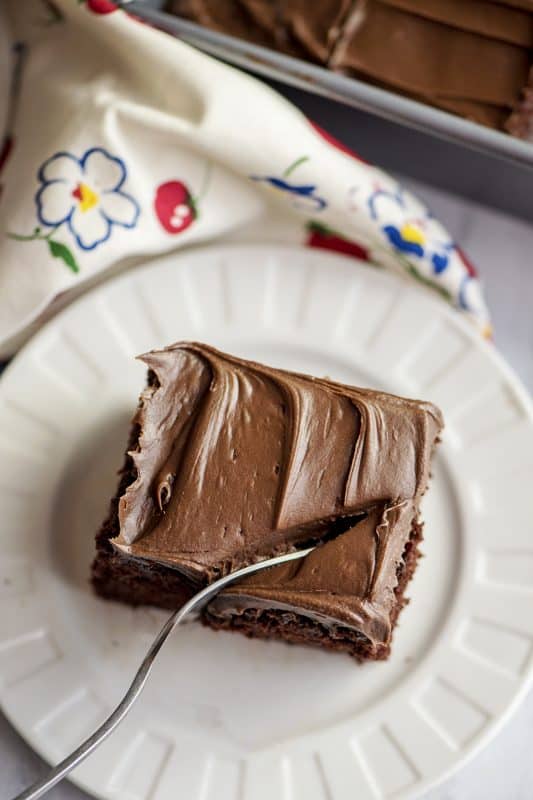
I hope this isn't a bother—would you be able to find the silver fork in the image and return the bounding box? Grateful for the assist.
[13,546,314,800]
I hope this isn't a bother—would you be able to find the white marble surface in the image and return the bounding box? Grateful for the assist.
[2,179,533,800]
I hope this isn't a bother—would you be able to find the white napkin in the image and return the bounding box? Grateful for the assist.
[0,0,490,357]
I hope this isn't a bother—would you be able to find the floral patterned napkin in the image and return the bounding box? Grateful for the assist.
[0,0,490,357]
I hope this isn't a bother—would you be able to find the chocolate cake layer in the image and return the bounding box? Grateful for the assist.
[94,343,442,660]
[205,520,424,660]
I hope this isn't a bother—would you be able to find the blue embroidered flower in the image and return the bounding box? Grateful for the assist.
[431,252,450,274]
[382,224,424,258]
[368,186,453,274]
[36,147,139,251]
[458,274,479,312]
[250,175,326,212]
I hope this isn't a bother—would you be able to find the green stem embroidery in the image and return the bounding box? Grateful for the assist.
[377,245,452,303]
[307,219,349,240]
[403,261,452,302]
[283,156,309,178]
[8,225,79,274]
[7,225,60,242]
[309,219,454,305]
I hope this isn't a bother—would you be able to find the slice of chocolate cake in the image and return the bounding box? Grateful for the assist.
[92,343,443,661]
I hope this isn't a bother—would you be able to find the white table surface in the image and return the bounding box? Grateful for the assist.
[2,177,533,800]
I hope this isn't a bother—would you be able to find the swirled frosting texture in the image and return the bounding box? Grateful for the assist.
[113,343,442,644]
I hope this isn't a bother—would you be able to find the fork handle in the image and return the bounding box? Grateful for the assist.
[14,602,185,800]
[12,546,314,799]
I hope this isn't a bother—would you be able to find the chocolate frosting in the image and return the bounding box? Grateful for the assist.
[335,2,531,131]
[208,504,416,644]
[367,76,511,128]
[380,0,533,47]
[506,67,533,140]
[113,343,442,645]
[169,0,307,57]
[239,0,352,62]
[331,1,530,107]
[490,0,533,11]
[168,0,533,133]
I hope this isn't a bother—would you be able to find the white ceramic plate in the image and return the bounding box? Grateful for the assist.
[1,244,533,800]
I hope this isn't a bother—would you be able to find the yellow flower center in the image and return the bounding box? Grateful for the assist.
[400,223,425,245]
[73,182,99,213]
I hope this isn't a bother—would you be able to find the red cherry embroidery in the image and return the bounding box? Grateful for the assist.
[0,136,14,201]
[308,121,367,164]
[86,0,118,14]
[154,181,197,234]
[0,137,13,173]
[306,222,369,261]
[456,246,478,278]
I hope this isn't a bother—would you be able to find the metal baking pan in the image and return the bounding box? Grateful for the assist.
[129,1,533,220]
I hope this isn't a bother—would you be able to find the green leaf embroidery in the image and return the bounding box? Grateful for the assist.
[48,240,80,274]
[188,193,199,218]
[306,219,331,236]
